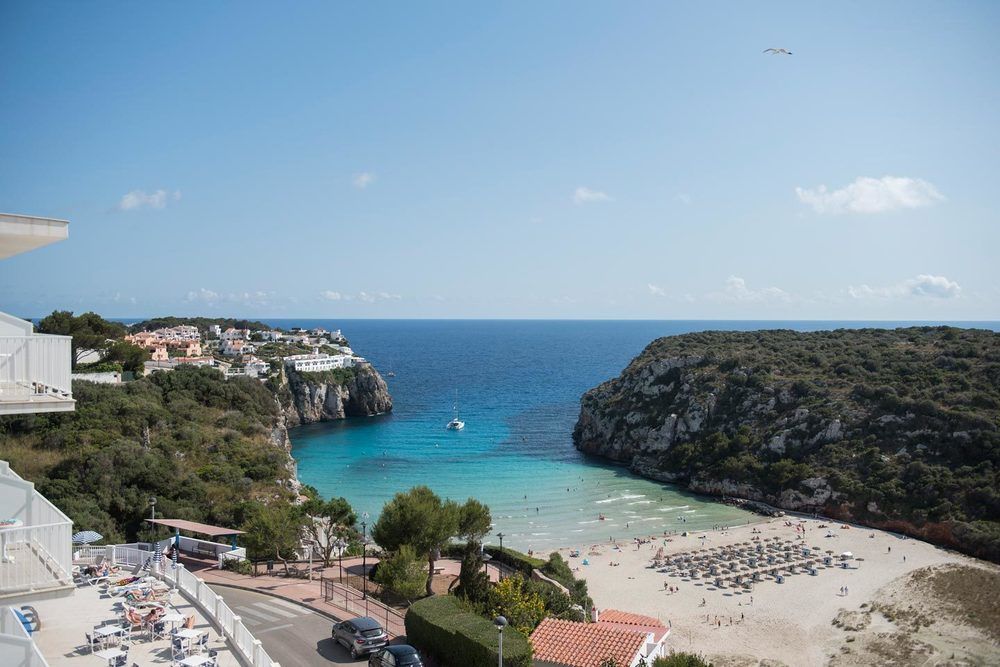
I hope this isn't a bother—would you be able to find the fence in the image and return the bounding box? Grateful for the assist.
[0,334,72,400]
[0,605,47,667]
[101,545,279,667]
[320,576,405,637]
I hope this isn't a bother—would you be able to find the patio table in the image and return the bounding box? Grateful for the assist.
[93,624,126,647]
[94,647,125,664]
[179,655,212,666]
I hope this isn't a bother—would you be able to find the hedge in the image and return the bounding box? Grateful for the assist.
[441,543,546,578]
[405,595,532,667]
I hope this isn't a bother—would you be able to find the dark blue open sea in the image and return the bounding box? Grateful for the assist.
[263,320,999,550]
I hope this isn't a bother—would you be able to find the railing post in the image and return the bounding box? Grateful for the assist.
[231,615,241,639]
[253,639,263,664]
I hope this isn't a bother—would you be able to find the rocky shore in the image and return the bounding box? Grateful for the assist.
[572,328,1000,561]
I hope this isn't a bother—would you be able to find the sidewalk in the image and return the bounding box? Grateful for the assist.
[182,556,407,636]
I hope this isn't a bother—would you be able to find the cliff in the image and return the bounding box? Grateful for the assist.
[280,363,393,427]
[573,327,1000,562]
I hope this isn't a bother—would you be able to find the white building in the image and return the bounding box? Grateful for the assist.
[220,339,256,357]
[0,214,74,416]
[210,324,222,338]
[221,328,249,342]
[243,356,271,378]
[259,330,283,342]
[283,353,358,372]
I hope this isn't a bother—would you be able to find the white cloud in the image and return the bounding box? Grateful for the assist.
[573,186,611,205]
[712,276,791,303]
[796,176,944,215]
[118,189,181,211]
[185,288,219,303]
[352,172,376,189]
[320,291,343,301]
[848,274,961,300]
[674,193,692,205]
[357,291,401,303]
[648,283,667,297]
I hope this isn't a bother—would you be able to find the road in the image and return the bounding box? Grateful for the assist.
[210,584,365,666]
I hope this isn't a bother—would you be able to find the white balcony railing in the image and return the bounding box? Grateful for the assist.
[0,462,74,596]
[0,605,48,667]
[0,333,74,414]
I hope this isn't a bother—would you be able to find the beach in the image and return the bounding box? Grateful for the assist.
[558,514,999,666]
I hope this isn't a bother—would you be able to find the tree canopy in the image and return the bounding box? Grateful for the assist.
[37,310,127,367]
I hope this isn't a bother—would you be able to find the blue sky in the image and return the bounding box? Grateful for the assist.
[1,1,997,319]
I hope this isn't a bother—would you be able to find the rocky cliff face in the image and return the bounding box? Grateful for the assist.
[573,328,1000,561]
[281,364,393,427]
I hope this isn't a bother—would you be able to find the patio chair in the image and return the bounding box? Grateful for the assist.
[84,631,100,654]
[113,648,129,667]
[150,620,167,640]
[194,633,209,653]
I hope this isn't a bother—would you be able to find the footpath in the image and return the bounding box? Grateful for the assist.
[182,556,407,637]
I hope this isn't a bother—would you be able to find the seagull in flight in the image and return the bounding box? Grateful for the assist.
[763,48,793,55]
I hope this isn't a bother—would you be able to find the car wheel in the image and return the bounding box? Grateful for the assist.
[351,647,359,659]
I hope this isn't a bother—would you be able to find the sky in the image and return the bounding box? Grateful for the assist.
[1,1,998,320]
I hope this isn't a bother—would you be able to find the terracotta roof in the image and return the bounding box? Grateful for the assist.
[530,618,646,667]
[598,609,665,627]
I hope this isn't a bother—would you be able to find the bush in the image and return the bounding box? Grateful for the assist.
[375,545,427,602]
[486,575,546,635]
[405,595,531,667]
[483,545,544,577]
[653,653,714,667]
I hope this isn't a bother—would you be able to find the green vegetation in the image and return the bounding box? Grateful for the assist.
[129,316,268,336]
[405,595,532,667]
[303,495,356,566]
[579,327,1000,561]
[652,654,714,667]
[295,367,357,386]
[0,366,295,542]
[38,310,127,368]
[374,544,427,603]
[372,486,462,596]
[485,575,546,634]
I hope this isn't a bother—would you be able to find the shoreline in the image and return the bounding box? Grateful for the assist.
[558,513,997,665]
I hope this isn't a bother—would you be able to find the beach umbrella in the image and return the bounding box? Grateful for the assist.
[72,531,103,544]
[153,540,164,567]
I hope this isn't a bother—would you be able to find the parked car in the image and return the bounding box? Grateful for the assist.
[331,616,388,659]
[368,644,423,667]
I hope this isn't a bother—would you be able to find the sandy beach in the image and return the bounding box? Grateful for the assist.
[557,514,999,666]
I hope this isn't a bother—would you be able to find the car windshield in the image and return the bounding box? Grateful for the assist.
[360,628,383,638]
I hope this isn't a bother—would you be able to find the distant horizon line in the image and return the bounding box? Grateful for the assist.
[55,315,1000,324]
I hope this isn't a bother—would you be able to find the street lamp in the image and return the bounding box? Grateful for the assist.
[334,537,348,583]
[149,496,157,521]
[496,532,505,581]
[307,539,318,581]
[361,512,370,599]
[494,615,507,667]
[482,553,492,581]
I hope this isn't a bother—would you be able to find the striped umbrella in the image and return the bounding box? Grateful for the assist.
[153,540,163,566]
[72,531,103,544]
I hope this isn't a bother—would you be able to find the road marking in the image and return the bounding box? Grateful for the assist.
[235,605,281,623]
[253,601,299,618]
[266,597,314,615]
[256,623,294,634]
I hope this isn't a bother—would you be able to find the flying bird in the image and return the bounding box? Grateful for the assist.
[763,48,793,55]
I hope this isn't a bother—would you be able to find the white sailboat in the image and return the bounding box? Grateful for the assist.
[446,392,465,430]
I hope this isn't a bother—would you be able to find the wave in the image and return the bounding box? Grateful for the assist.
[628,500,654,505]
[658,505,689,512]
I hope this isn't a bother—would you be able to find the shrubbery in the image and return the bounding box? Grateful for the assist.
[405,595,532,667]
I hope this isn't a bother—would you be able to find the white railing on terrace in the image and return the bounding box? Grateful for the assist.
[0,334,72,403]
[0,461,73,595]
[0,605,47,667]
[98,545,279,667]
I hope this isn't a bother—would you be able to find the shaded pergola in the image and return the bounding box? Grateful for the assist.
[147,518,244,551]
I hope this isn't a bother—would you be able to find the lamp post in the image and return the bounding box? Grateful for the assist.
[482,553,492,581]
[334,537,347,583]
[361,512,369,599]
[496,532,505,581]
[307,539,319,582]
[149,496,157,521]
[494,615,507,667]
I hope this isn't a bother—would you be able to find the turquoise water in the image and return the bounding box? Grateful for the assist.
[272,320,999,551]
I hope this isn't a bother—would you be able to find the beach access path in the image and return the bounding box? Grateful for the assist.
[558,514,993,666]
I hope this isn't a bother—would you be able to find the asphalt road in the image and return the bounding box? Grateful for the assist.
[210,584,366,666]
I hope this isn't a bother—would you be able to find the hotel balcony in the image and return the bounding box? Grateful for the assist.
[0,214,74,416]
[0,314,74,416]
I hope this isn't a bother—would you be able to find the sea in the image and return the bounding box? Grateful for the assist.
[260,319,998,551]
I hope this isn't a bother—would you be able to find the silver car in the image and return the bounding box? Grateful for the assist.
[332,616,389,659]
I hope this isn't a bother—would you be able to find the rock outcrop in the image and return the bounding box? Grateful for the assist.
[573,327,1000,561]
[281,363,393,427]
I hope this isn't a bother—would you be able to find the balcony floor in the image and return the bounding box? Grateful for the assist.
[0,392,75,416]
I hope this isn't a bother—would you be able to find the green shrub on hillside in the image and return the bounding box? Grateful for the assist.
[405,595,531,667]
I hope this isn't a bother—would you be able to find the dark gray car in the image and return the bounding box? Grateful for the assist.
[368,645,423,667]
[331,616,388,659]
